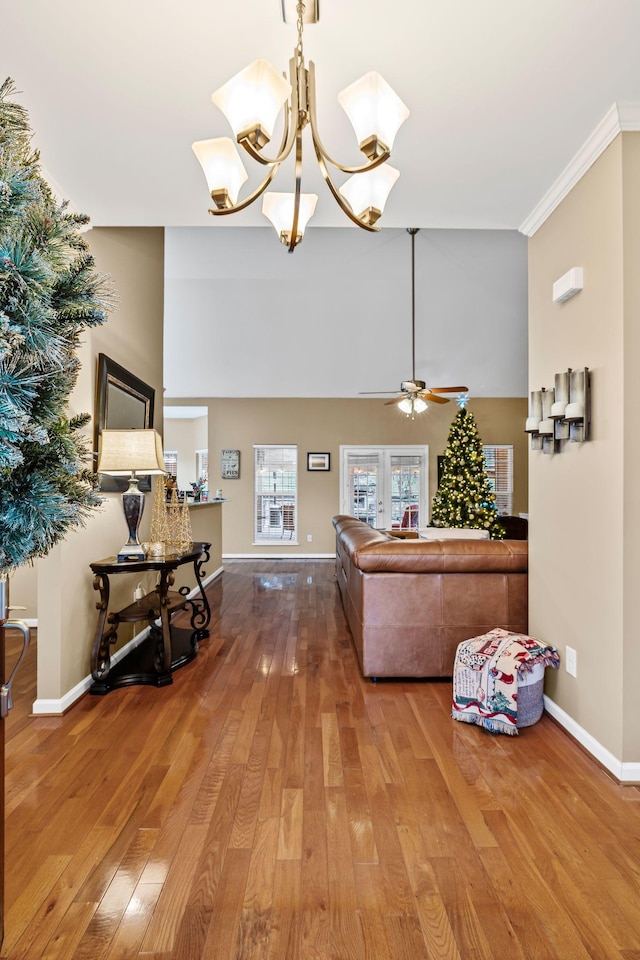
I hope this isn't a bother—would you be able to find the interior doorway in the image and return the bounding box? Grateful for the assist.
[340,445,429,530]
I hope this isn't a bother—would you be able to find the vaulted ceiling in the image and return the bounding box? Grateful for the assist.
[3,0,640,232]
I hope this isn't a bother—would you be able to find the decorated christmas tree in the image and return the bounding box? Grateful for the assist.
[0,78,111,571]
[430,406,504,539]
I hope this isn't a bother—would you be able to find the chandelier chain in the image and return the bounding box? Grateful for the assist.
[296,2,305,63]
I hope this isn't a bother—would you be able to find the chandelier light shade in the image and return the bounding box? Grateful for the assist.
[262,191,318,245]
[210,60,291,146]
[338,164,399,226]
[192,1,409,251]
[191,137,249,207]
[97,429,167,562]
[337,72,411,158]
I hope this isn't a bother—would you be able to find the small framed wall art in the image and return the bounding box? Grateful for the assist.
[307,452,330,472]
[221,449,240,479]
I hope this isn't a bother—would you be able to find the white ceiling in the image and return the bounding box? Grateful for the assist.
[3,0,640,231]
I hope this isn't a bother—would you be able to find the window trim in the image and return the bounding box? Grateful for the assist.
[253,444,298,545]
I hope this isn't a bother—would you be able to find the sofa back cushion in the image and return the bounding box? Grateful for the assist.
[419,528,490,540]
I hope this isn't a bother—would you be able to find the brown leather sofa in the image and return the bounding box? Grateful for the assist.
[333,515,528,679]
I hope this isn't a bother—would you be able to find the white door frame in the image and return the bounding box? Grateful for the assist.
[339,444,429,529]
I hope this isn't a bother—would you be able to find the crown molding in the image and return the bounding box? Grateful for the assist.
[520,101,640,237]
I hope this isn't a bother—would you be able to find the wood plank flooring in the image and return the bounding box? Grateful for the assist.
[3,559,640,959]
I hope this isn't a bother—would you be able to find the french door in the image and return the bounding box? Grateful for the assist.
[340,445,429,530]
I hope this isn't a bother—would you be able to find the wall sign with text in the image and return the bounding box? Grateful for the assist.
[221,449,240,479]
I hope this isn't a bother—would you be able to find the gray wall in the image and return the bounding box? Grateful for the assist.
[164,226,528,400]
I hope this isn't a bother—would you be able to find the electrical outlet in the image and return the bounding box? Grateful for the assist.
[566,645,577,677]
[307,534,313,542]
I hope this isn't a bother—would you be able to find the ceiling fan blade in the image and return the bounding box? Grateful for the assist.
[422,392,449,404]
[384,396,404,406]
[428,385,469,393]
[359,391,399,395]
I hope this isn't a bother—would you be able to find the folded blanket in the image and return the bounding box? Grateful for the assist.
[451,628,560,735]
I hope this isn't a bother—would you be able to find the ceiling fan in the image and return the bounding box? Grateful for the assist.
[360,227,468,416]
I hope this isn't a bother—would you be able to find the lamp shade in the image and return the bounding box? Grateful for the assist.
[338,163,399,221]
[97,429,166,477]
[192,137,248,204]
[262,192,318,243]
[211,59,291,144]
[337,71,410,153]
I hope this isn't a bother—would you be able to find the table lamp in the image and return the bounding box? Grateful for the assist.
[97,429,166,561]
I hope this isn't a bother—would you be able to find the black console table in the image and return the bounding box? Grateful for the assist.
[89,541,211,694]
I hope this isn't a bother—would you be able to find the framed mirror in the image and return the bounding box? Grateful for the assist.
[94,353,156,491]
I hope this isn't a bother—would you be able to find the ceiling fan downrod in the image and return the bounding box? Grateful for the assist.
[408,226,419,384]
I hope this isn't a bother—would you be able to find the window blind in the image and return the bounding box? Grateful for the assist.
[483,444,513,515]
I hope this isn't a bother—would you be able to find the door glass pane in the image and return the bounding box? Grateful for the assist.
[390,455,421,528]
[347,454,379,526]
[341,446,428,530]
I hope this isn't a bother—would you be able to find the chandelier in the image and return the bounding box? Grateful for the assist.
[191,1,409,251]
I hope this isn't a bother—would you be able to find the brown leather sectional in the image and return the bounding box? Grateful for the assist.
[333,515,528,679]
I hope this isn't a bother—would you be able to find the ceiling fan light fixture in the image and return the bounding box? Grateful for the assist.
[358,228,468,414]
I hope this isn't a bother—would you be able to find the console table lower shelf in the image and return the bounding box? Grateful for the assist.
[89,542,211,695]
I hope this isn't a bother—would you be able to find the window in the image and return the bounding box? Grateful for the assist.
[254,445,297,543]
[195,449,208,483]
[163,449,178,479]
[483,445,513,515]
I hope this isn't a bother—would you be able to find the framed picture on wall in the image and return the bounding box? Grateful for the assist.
[221,449,240,479]
[307,452,330,472]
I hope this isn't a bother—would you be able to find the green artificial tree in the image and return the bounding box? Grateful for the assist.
[0,78,111,572]
[430,406,504,539]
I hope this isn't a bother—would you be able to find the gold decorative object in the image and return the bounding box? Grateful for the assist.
[191,1,409,251]
[180,492,193,548]
[149,478,169,546]
[165,488,192,552]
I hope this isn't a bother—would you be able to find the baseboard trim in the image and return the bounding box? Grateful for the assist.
[543,695,640,784]
[223,553,335,560]
[31,565,224,716]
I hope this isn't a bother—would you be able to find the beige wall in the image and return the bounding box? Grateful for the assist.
[36,227,165,704]
[165,396,528,557]
[621,135,640,760]
[528,134,640,762]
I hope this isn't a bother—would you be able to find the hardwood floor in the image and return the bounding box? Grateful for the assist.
[3,559,640,959]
